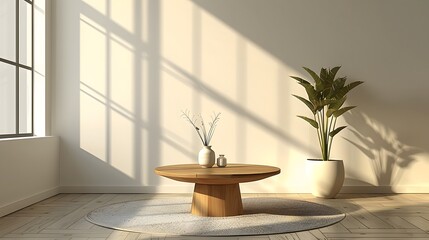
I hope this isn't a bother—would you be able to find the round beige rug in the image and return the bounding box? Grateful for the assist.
[86,197,344,236]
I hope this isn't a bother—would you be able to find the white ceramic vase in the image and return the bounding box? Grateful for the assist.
[198,146,215,168]
[306,159,345,198]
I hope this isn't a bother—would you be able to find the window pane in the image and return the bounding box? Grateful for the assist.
[19,1,32,66]
[0,0,16,62]
[0,63,16,134]
[19,68,32,134]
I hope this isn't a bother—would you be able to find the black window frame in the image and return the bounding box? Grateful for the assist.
[0,0,34,138]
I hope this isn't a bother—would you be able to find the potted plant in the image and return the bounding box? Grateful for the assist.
[182,110,221,168]
[291,66,363,198]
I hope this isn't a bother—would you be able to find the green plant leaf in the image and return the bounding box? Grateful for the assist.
[290,76,311,85]
[327,97,347,116]
[322,87,331,98]
[320,68,329,82]
[297,115,319,128]
[327,97,347,117]
[298,83,318,103]
[293,95,316,114]
[334,78,347,96]
[326,109,335,118]
[291,75,320,102]
[314,99,336,111]
[329,126,347,137]
[327,77,347,98]
[328,66,341,81]
[333,106,356,117]
[337,81,363,98]
[333,77,347,89]
[320,99,337,106]
[303,67,323,91]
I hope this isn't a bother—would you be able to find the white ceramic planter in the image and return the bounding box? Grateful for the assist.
[306,159,345,198]
[198,146,215,168]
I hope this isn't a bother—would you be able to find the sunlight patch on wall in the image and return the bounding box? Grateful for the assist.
[111,33,134,112]
[160,137,196,166]
[246,122,278,164]
[398,153,429,188]
[276,66,309,191]
[195,105,239,162]
[79,14,107,161]
[79,15,106,95]
[212,112,239,163]
[245,41,279,127]
[161,0,193,74]
[286,146,312,189]
[159,68,194,150]
[200,9,238,102]
[111,110,134,178]
[111,0,134,33]
[79,92,106,161]
[140,127,150,185]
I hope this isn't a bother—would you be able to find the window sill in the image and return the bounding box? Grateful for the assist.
[0,135,55,142]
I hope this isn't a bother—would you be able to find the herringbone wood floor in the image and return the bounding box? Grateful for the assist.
[1,193,429,239]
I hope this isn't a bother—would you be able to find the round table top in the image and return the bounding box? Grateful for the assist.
[154,164,281,185]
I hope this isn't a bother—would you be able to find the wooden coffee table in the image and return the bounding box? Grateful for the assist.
[154,164,280,217]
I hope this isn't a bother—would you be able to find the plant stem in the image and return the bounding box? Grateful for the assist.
[314,113,323,154]
[182,111,221,146]
[323,106,329,161]
[327,117,337,160]
[321,108,325,160]
[208,124,217,144]
[200,115,208,145]
[207,113,220,144]
[182,111,205,145]
[196,130,205,145]
[316,111,325,160]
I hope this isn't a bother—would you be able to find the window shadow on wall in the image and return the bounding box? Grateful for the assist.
[77,0,165,187]
[75,0,320,193]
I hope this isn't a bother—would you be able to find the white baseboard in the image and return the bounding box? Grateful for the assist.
[60,185,429,194]
[0,187,60,217]
[340,186,396,193]
[341,185,429,194]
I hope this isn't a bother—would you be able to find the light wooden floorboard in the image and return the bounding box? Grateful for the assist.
[2,194,429,239]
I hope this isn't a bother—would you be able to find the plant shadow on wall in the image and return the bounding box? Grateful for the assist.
[343,111,422,190]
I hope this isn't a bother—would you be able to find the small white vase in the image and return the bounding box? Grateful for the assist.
[306,159,345,198]
[198,146,215,168]
[216,154,227,167]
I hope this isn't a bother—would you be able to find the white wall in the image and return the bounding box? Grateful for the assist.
[53,0,429,193]
[0,0,59,217]
[0,137,59,217]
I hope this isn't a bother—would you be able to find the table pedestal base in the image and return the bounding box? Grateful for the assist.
[191,183,243,217]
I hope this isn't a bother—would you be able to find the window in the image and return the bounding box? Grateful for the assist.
[0,0,33,138]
